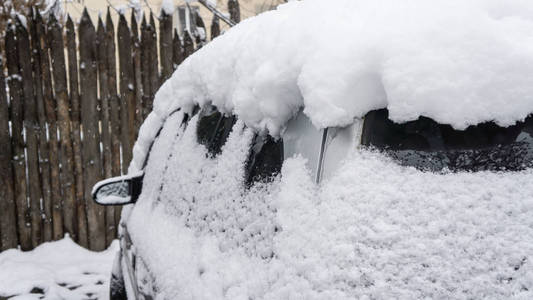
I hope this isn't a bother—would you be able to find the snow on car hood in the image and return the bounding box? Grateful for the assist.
[152,0,533,136]
[127,117,533,299]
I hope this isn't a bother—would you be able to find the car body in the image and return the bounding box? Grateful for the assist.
[93,105,533,299]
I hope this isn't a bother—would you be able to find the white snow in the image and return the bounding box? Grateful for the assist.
[151,0,533,136]
[126,114,533,299]
[0,236,118,299]
[161,0,175,15]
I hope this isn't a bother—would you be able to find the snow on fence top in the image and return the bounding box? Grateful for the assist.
[151,0,533,135]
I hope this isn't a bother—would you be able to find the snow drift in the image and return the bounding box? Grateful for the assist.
[152,0,533,136]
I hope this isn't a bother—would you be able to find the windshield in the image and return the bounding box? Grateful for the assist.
[361,109,533,172]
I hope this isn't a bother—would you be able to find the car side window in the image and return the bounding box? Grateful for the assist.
[196,107,236,156]
[245,134,284,186]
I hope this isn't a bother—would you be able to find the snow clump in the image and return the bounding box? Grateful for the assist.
[152,0,533,136]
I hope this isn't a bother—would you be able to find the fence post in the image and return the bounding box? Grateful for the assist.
[16,17,43,248]
[159,9,173,82]
[49,14,78,243]
[117,13,135,174]
[0,55,18,250]
[30,11,53,243]
[104,10,123,228]
[96,17,116,246]
[39,12,63,242]
[5,23,31,251]
[211,15,220,40]
[79,9,105,251]
[65,16,88,248]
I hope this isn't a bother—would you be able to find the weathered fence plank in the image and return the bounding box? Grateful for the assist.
[211,15,220,40]
[105,10,123,227]
[50,14,78,243]
[184,30,195,59]
[159,9,173,82]
[30,11,53,243]
[106,10,121,176]
[0,56,18,250]
[39,12,63,242]
[131,12,143,136]
[79,9,105,251]
[66,16,88,248]
[194,11,207,48]
[16,17,43,248]
[140,16,151,119]
[172,29,183,70]
[228,0,241,23]
[97,17,116,246]
[5,23,31,251]
[148,13,159,113]
[117,13,135,174]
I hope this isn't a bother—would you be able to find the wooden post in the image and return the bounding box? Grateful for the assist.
[79,9,105,251]
[159,9,173,82]
[117,13,135,174]
[49,14,78,242]
[228,0,241,23]
[66,16,88,248]
[0,55,18,250]
[105,10,123,227]
[96,17,116,246]
[140,16,151,119]
[5,22,31,251]
[30,11,53,243]
[172,29,184,70]
[131,12,143,135]
[16,17,43,248]
[39,12,63,242]
[211,15,220,40]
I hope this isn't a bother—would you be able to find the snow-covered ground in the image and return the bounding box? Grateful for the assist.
[0,237,118,300]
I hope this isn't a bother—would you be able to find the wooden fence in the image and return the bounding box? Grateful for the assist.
[0,6,229,252]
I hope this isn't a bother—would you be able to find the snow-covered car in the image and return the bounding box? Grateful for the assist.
[93,0,533,299]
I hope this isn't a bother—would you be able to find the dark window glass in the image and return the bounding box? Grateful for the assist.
[196,107,236,156]
[362,109,533,172]
[245,135,284,186]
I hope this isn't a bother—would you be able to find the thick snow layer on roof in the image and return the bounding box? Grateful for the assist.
[153,0,533,135]
[127,118,533,299]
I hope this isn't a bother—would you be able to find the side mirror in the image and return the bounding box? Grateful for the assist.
[92,171,144,205]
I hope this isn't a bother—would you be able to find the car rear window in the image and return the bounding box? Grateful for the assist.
[362,109,533,172]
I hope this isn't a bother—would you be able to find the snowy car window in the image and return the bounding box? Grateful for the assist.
[245,134,283,186]
[196,107,236,156]
[362,109,533,172]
